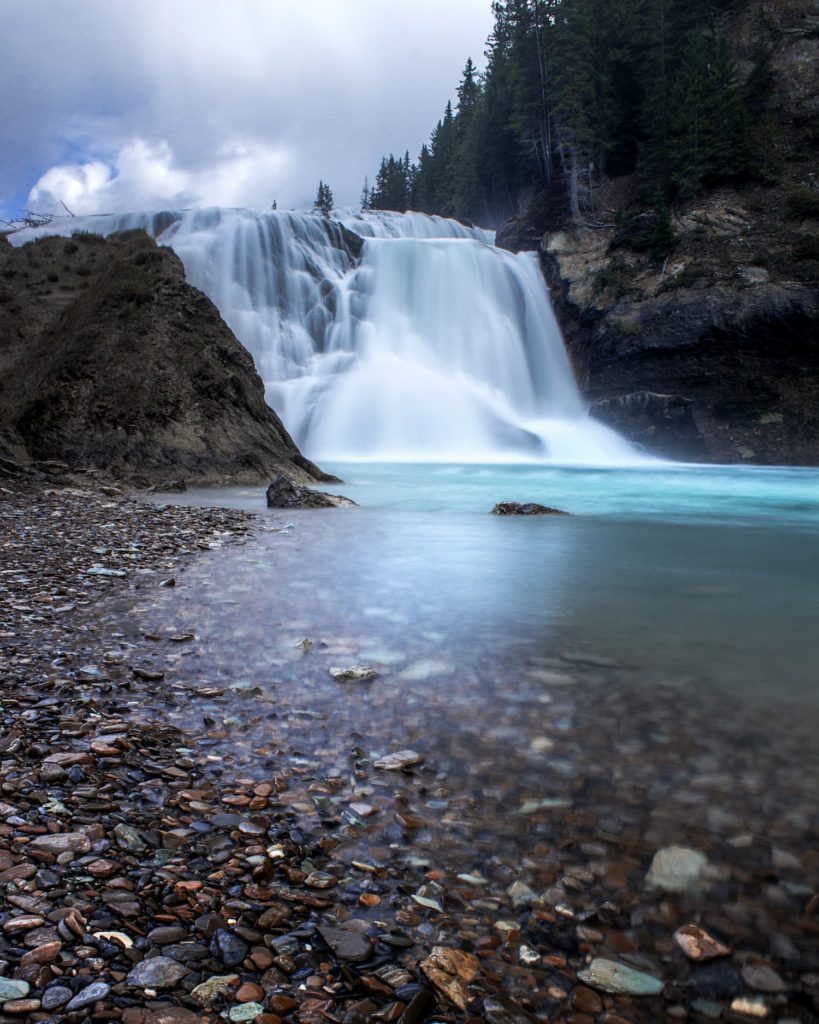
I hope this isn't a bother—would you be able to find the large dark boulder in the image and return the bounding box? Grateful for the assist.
[590,391,707,461]
[0,229,324,485]
[266,474,355,509]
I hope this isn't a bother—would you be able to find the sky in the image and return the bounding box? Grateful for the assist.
[1,1,494,222]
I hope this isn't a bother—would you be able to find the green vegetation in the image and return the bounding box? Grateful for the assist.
[786,186,819,220]
[610,192,676,259]
[365,0,763,230]
[657,263,715,293]
[593,256,638,300]
[313,181,334,217]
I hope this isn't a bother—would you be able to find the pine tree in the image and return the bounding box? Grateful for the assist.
[428,102,459,217]
[314,181,334,216]
[552,0,600,218]
[453,58,484,220]
[412,144,436,213]
[668,31,753,198]
[361,0,755,227]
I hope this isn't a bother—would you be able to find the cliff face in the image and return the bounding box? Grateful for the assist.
[498,0,819,464]
[0,229,322,485]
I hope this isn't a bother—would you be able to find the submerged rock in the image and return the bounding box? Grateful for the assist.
[674,924,730,961]
[328,665,379,682]
[266,474,356,509]
[373,749,424,770]
[741,963,787,993]
[688,961,743,999]
[577,957,664,995]
[646,846,708,894]
[491,501,568,515]
[420,946,479,1010]
[317,923,373,962]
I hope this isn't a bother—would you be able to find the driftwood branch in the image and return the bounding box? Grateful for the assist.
[2,209,66,231]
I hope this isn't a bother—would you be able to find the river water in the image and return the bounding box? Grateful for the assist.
[153,461,819,704]
[136,461,819,1015]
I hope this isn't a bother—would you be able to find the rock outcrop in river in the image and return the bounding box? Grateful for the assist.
[0,229,323,485]
[498,0,818,464]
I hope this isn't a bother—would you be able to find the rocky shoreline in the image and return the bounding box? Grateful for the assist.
[2,485,818,1024]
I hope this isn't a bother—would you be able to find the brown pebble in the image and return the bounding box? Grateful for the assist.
[20,940,62,966]
[236,982,265,1002]
[572,986,603,1014]
[674,923,730,962]
[250,948,275,970]
[3,915,45,932]
[87,858,118,877]
[268,995,298,1015]
[2,1000,42,1014]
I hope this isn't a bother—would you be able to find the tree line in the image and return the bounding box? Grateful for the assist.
[362,0,770,228]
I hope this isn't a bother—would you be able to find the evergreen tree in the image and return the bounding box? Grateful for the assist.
[370,154,415,212]
[668,31,753,198]
[552,0,600,218]
[314,180,334,216]
[363,0,757,225]
[453,59,484,220]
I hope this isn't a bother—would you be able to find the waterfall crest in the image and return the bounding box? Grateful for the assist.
[14,207,638,464]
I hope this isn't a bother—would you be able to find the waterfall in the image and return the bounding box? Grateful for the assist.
[13,207,638,464]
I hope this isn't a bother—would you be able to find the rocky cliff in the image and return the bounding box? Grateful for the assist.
[0,229,326,486]
[498,0,819,464]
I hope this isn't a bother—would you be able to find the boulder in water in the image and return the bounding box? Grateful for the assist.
[491,501,568,516]
[266,474,356,509]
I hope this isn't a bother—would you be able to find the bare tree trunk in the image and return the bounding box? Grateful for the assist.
[569,146,580,220]
[531,0,553,182]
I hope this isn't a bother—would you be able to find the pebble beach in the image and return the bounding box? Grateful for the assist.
[1,484,818,1024]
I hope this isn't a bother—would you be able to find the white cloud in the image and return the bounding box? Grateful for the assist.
[29,138,293,215]
[2,1,494,217]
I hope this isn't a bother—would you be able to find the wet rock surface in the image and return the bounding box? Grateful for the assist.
[265,474,356,510]
[1,483,818,1023]
[491,502,569,516]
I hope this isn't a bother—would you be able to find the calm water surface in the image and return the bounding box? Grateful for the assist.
[157,461,819,705]
[139,461,819,991]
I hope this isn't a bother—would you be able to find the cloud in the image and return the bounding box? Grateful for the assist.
[2,1,494,218]
[29,139,293,215]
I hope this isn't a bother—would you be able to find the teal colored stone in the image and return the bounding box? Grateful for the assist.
[0,978,31,1001]
[578,958,664,996]
[227,1003,264,1022]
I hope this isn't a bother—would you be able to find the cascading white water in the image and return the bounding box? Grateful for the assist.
[14,207,639,464]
